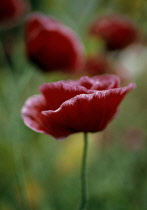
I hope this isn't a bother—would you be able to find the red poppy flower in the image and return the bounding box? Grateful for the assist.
[21,74,135,140]
[25,13,84,72]
[84,55,109,76]
[89,15,139,50]
[0,0,28,26]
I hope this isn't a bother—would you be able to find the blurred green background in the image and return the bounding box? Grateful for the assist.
[0,0,147,209]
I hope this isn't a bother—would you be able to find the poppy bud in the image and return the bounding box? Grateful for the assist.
[25,13,84,72]
[0,0,28,27]
[84,55,110,76]
[89,14,139,50]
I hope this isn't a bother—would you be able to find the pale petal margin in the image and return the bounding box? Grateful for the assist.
[21,95,50,135]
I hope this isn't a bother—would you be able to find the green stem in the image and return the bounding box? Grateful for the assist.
[0,40,31,210]
[79,132,89,210]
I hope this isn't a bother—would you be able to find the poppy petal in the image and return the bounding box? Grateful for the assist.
[42,83,135,139]
[25,13,84,72]
[21,95,50,135]
[39,82,93,110]
[77,74,120,90]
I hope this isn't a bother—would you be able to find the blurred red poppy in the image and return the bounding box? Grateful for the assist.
[84,55,110,76]
[21,74,135,140]
[25,13,84,72]
[89,14,139,50]
[0,0,28,26]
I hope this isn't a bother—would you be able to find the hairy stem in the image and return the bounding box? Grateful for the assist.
[79,132,89,210]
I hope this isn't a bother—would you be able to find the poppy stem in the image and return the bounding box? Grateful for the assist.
[79,132,88,210]
[0,41,32,210]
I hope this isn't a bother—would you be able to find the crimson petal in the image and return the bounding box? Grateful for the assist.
[42,83,135,139]
[25,13,84,72]
[21,95,50,135]
[77,75,120,90]
[40,82,93,110]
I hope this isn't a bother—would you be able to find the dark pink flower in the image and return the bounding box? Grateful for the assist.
[25,13,84,72]
[84,55,110,76]
[89,14,139,50]
[0,0,28,26]
[21,75,135,140]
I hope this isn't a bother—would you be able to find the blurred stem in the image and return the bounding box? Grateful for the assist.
[0,36,14,71]
[0,40,31,210]
[79,132,88,210]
